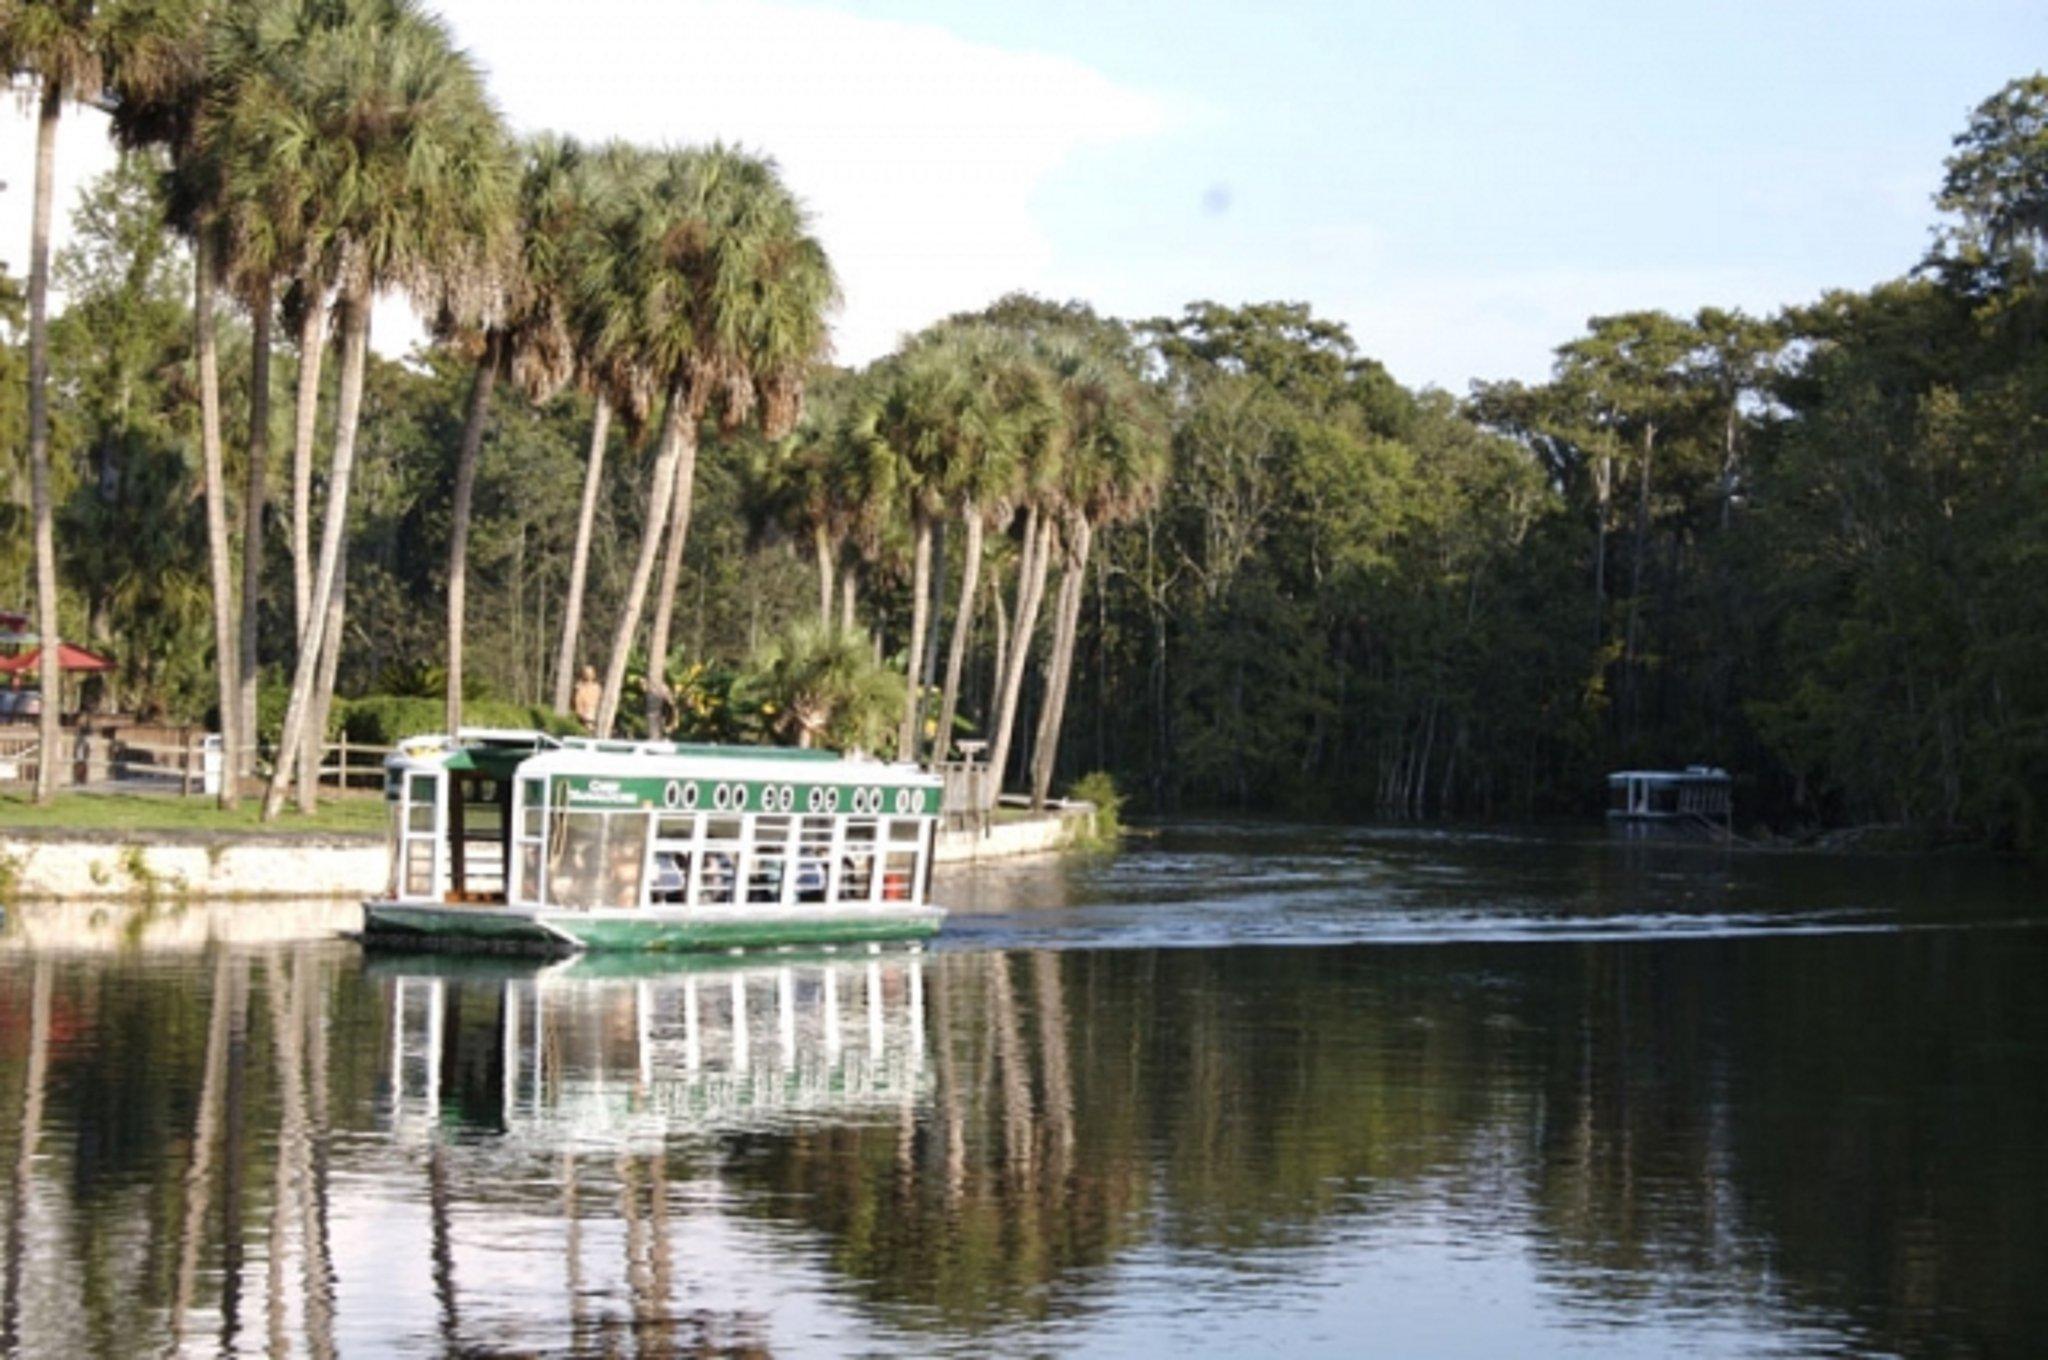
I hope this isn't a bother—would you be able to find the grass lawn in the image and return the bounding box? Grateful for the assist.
[0,791,387,837]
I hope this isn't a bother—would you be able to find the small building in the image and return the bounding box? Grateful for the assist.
[1606,766,1733,838]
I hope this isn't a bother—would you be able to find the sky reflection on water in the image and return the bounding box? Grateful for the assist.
[1,825,2044,1357]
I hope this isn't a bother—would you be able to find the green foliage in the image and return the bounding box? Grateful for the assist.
[1067,770,1123,846]
[1937,73,2048,269]
[739,619,905,753]
[332,693,576,746]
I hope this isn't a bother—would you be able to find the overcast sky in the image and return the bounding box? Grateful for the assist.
[3,0,2042,390]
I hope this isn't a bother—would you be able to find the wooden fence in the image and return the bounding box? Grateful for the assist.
[0,721,392,796]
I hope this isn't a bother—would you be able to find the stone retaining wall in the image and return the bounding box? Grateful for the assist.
[934,804,1095,863]
[1,803,1096,901]
[1,828,386,901]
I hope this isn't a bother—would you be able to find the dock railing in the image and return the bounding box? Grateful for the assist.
[931,757,993,835]
[0,720,392,797]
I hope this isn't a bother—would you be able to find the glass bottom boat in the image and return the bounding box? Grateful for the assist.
[363,730,945,955]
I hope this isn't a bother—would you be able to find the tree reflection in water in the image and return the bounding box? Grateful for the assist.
[0,930,2041,1355]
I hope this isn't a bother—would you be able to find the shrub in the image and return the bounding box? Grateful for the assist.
[1067,770,1124,847]
[334,694,579,746]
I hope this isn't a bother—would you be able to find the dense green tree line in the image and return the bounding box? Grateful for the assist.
[4,6,2045,842]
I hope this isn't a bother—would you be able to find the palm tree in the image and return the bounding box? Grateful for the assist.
[257,0,514,819]
[202,2,327,779]
[852,343,954,758]
[755,367,859,627]
[108,0,257,807]
[930,327,1058,764]
[744,618,903,751]
[589,145,836,739]
[3,0,118,803]
[442,134,578,736]
[549,142,657,716]
[1027,345,1166,807]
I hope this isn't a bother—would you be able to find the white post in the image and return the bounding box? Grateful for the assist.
[825,807,846,905]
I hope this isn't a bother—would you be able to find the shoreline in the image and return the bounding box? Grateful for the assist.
[0,803,1097,903]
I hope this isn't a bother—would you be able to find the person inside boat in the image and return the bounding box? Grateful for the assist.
[650,850,688,903]
[841,849,874,900]
[607,834,643,904]
[699,851,736,904]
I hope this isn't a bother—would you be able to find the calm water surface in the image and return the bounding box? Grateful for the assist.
[1,823,2045,1357]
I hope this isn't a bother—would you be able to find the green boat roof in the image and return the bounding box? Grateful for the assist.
[558,738,837,763]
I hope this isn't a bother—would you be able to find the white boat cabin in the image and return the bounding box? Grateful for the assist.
[383,730,942,913]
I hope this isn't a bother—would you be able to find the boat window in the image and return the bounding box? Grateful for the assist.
[750,816,794,904]
[545,811,647,909]
[698,815,744,906]
[407,774,437,833]
[796,817,833,903]
[888,818,922,843]
[841,817,878,902]
[655,814,697,842]
[520,779,545,838]
[882,840,917,902]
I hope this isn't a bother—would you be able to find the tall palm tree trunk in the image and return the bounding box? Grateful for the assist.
[923,519,947,692]
[195,233,242,808]
[640,417,700,736]
[298,550,347,814]
[445,334,503,735]
[933,510,984,763]
[26,85,63,805]
[595,395,685,737]
[238,283,274,785]
[987,570,1008,730]
[898,514,934,760]
[1030,519,1092,809]
[265,292,370,820]
[813,523,835,626]
[290,293,328,642]
[986,511,1054,806]
[551,395,611,713]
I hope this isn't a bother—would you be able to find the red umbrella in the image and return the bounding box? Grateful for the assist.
[0,641,115,673]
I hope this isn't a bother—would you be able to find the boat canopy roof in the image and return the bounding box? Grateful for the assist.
[1606,766,1731,785]
[386,728,561,780]
[384,729,937,795]
[516,743,934,791]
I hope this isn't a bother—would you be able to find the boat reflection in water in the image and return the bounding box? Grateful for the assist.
[370,949,933,1357]
[381,950,931,1149]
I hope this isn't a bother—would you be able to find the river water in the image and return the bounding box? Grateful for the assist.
[1,823,2044,1357]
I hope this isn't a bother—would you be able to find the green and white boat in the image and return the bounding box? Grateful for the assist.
[364,729,944,955]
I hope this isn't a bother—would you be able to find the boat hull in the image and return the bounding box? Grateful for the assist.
[361,899,945,956]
